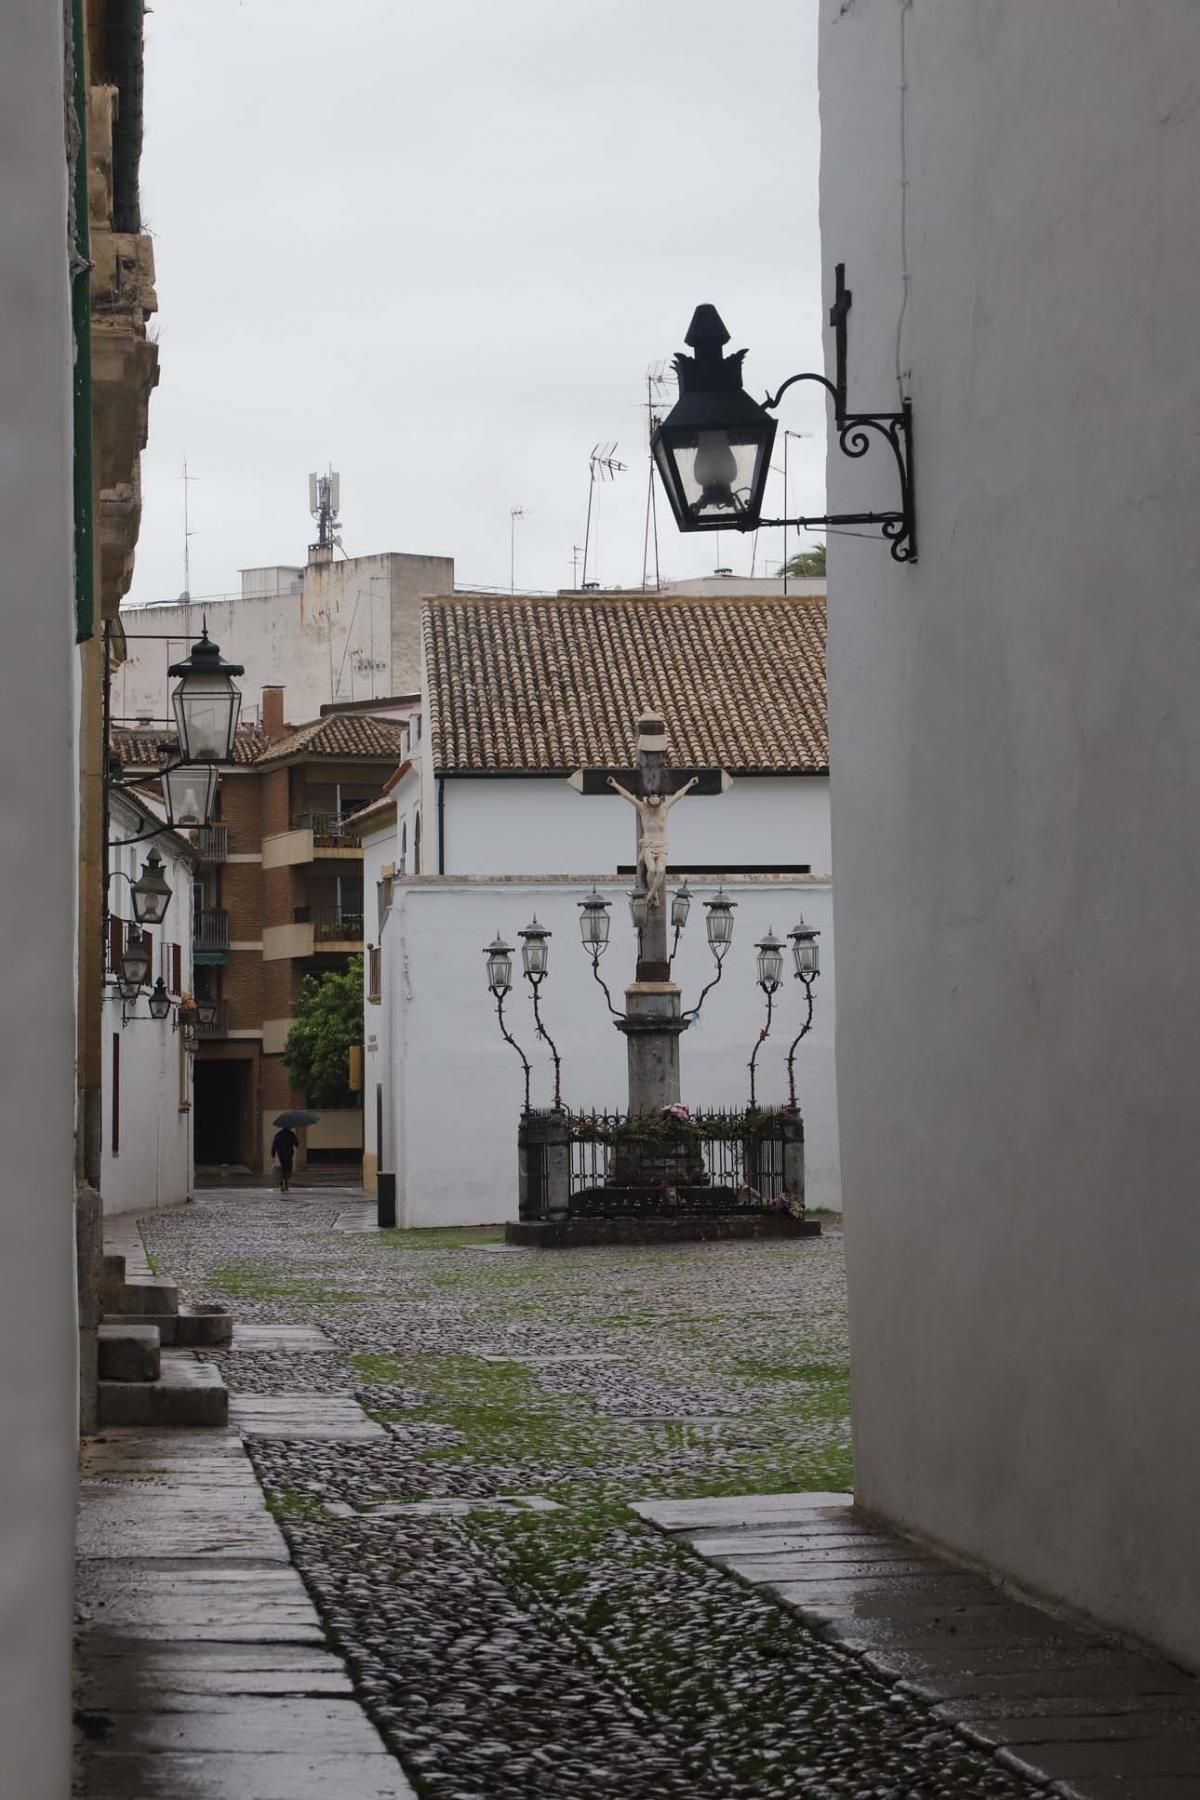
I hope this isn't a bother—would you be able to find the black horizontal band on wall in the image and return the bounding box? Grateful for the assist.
[616,864,812,877]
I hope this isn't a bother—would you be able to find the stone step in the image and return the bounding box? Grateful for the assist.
[98,1323,161,1383]
[104,1304,233,1348]
[97,1354,228,1428]
[99,1252,127,1312]
[113,1276,179,1318]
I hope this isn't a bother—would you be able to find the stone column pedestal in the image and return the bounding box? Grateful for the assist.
[518,1110,571,1220]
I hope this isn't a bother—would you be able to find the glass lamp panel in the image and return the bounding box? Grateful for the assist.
[657,426,772,529]
[120,935,151,987]
[132,852,172,926]
[705,898,736,947]
[579,896,610,948]
[163,763,217,828]
[173,675,242,764]
[757,942,784,990]
[149,979,172,1020]
[520,923,550,977]
[671,883,692,930]
[629,892,649,931]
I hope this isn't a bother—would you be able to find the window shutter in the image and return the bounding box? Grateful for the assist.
[108,915,124,973]
[172,943,182,995]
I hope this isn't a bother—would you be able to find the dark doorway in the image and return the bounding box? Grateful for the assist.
[195,1058,253,1167]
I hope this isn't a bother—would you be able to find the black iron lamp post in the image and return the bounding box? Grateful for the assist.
[485,933,532,1112]
[578,888,621,1018]
[688,887,737,1019]
[168,628,245,764]
[519,917,562,1111]
[669,879,692,963]
[749,928,785,1109]
[652,265,916,563]
[785,918,821,1108]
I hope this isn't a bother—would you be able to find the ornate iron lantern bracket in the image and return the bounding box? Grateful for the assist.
[758,263,916,564]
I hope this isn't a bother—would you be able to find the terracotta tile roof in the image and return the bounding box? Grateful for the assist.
[252,714,410,767]
[423,593,827,774]
[112,715,408,770]
[112,723,269,768]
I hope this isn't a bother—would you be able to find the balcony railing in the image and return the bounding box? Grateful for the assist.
[191,824,228,863]
[196,1001,230,1039]
[193,908,230,952]
[291,811,364,850]
[294,905,364,943]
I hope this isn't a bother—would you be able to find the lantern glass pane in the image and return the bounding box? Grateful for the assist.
[706,903,734,947]
[149,981,171,1020]
[522,937,548,977]
[629,893,649,930]
[120,936,151,987]
[487,951,512,993]
[758,945,784,990]
[580,902,610,948]
[173,676,242,763]
[163,762,217,828]
[132,854,171,925]
[656,426,772,527]
[671,887,691,929]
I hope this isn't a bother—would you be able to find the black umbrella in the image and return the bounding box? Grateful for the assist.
[274,1109,319,1128]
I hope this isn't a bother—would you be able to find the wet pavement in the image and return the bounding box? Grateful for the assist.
[74,1188,1200,1798]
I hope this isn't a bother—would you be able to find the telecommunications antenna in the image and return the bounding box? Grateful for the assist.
[308,468,342,556]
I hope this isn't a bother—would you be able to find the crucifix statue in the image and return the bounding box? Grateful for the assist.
[568,710,731,983]
[568,713,731,1122]
[606,773,697,910]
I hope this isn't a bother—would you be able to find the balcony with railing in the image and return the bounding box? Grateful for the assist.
[191,824,228,863]
[262,812,366,870]
[193,908,230,956]
[196,1001,230,1040]
[303,904,364,944]
[293,810,365,850]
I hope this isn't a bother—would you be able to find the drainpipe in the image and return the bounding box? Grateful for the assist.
[437,775,446,874]
[69,0,95,645]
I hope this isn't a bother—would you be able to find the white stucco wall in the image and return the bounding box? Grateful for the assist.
[821,0,1200,1665]
[438,775,832,879]
[115,550,453,725]
[101,815,195,1216]
[1,6,78,1791]
[382,879,837,1227]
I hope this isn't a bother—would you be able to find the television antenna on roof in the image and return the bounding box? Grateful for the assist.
[641,363,671,591]
[581,443,626,591]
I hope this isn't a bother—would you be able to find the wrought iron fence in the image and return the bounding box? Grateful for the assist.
[566,1108,794,1217]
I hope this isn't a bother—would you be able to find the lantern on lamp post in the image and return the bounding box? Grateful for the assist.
[651,307,777,532]
[748,928,785,1110]
[483,934,531,1111]
[130,848,172,925]
[161,761,219,830]
[518,918,561,1111]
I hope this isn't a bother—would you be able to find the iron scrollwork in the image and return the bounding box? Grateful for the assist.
[759,265,917,565]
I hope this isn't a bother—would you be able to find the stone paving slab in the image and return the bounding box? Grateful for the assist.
[229,1324,336,1353]
[75,1428,416,1799]
[229,1393,385,1439]
[643,1490,1200,1800]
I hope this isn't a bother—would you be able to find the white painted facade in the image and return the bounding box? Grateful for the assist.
[822,0,1200,1667]
[1,5,79,1791]
[364,872,838,1227]
[101,800,197,1216]
[115,549,453,727]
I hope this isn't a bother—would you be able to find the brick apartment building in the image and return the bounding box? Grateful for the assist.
[114,687,412,1175]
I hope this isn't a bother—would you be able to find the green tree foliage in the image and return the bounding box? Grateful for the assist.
[778,544,827,578]
[282,956,362,1105]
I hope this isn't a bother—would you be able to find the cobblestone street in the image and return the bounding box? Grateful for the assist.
[97,1188,1056,1800]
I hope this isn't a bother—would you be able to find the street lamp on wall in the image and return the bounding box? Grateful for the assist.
[652,264,916,564]
[168,628,245,764]
[119,930,152,992]
[484,934,531,1112]
[161,760,219,830]
[148,978,172,1021]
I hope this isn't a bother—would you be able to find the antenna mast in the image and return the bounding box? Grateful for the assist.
[181,457,198,600]
[641,364,669,592]
[308,468,342,564]
[510,505,526,595]
[581,444,626,590]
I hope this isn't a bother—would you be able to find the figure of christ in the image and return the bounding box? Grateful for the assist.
[607,775,698,908]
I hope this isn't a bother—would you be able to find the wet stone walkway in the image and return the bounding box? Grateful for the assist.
[76,1187,1198,1798]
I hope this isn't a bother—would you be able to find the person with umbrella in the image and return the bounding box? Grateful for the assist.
[271,1110,318,1193]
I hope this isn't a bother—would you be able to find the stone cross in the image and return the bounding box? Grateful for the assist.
[568,711,730,983]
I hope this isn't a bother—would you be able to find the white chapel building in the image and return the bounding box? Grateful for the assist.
[358,589,840,1225]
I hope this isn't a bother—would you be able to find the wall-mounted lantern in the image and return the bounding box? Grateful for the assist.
[168,628,245,764]
[652,265,916,563]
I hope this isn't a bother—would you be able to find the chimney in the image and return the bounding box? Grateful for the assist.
[262,687,286,740]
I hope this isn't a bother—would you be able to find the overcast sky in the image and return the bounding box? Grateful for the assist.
[132,0,823,603]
